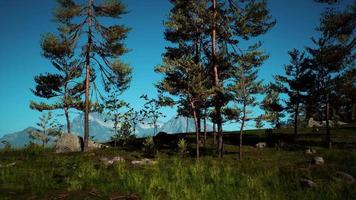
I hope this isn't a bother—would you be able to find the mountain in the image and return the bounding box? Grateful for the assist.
[160,116,213,133]
[70,113,163,141]
[0,127,39,148]
[0,114,212,148]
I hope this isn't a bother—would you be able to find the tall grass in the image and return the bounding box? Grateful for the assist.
[0,147,355,199]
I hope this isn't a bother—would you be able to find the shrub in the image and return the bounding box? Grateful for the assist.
[177,138,187,156]
[143,136,156,156]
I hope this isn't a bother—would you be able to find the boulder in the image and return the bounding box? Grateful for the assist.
[335,171,355,184]
[55,133,83,153]
[308,118,322,128]
[255,142,267,149]
[312,156,325,165]
[300,178,317,188]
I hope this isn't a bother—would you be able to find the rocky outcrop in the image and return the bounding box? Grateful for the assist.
[55,133,83,153]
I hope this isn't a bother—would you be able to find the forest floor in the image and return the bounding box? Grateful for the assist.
[0,126,355,200]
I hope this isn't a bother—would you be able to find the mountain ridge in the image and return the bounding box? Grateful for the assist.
[0,114,212,148]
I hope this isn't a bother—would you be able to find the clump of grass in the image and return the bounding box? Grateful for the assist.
[178,138,187,156]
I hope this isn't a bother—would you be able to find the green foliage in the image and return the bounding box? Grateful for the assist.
[261,84,285,128]
[140,95,165,135]
[255,115,265,129]
[143,136,156,156]
[177,138,187,155]
[28,112,63,146]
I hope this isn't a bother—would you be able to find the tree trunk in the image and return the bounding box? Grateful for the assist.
[203,109,207,147]
[190,101,200,160]
[186,117,189,134]
[198,115,201,136]
[84,0,93,151]
[211,0,223,158]
[352,103,356,122]
[326,97,331,148]
[213,123,216,145]
[239,109,246,160]
[293,97,299,141]
[217,109,223,158]
[64,107,71,134]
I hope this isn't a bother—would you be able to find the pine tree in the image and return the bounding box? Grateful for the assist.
[208,0,275,157]
[50,0,132,150]
[255,115,264,129]
[28,112,63,147]
[156,57,211,159]
[228,43,266,160]
[157,0,212,159]
[305,0,355,148]
[275,49,311,139]
[139,95,166,136]
[262,84,284,129]
[30,31,84,134]
[162,0,275,158]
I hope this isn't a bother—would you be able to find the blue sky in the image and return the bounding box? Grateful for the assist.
[0,0,350,136]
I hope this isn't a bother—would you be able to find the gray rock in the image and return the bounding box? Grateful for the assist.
[312,156,325,165]
[55,133,83,153]
[255,142,267,149]
[300,178,317,188]
[88,141,109,150]
[131,158,157,165]
[100,156,125,167]
[308,118,322,128]
[305,147,316,155]
[335,171,355,184]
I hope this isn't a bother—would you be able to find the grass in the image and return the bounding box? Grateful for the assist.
[0,128,355,200]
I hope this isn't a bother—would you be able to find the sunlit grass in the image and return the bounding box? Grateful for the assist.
[0,144,355,199]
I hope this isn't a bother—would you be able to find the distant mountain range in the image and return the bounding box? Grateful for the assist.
[0,113,212,148]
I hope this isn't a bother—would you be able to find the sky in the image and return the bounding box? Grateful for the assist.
[0,0,350,136]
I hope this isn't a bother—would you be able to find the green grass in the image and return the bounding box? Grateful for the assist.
[0,129,355,200]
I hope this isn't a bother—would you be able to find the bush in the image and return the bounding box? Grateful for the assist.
[24,142,45,155]
[143,136,156,156]
[177,138,187,156]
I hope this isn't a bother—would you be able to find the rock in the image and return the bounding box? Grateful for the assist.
[0,162,16,168]
[55,133,83,153]
[88,141,109,150]
[305,147,316,155]
[335,171,355,184]
[131,158,157,165]
[255,142,267,149]
[308,118,322,128]
[100,156,125,167]
[300,178,317,188]
[312,156,325,165]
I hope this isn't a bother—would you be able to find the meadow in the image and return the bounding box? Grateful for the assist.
[0,127,355,200]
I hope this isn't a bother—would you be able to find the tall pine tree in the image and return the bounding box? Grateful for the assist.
[50,0,132,149]
[30,31,84,134]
